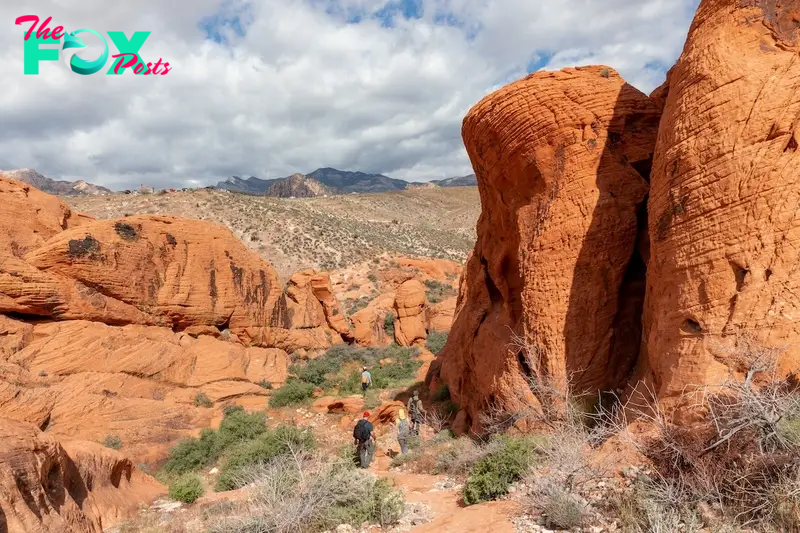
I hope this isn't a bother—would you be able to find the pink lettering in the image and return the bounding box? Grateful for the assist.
[160,61,171,75]
[15,15,39,41]
[35,17,54,39]
[133,62,144,74]
[110,53,139,74]
[15,15,62,41]
[150,58,164,75]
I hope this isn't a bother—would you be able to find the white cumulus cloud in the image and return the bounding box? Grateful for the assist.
[0,0,699,189]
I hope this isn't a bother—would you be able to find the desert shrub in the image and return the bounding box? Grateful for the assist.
[541,486,588,530]
[384,312,395,338]
[367,273,378,283]
[222,404,244,417]
[463,436,536,505]
[268,379,315,408]
[163,409,267,475]
[194,391,213,408]
[600,67,610,77]
[371,358,421,386]
[291,358,341,386]
[211,410,268,457]
[338,369,363,395]
[169,473,205,504]
[423,279,455,304]
[216,424,316,491]
[629,338,800,531]
[426,331,448,354]
[209,453,404,533]
[103,434,122,450]
[435,437,495,477]
[258,379,273,390]
[163,428,217,474]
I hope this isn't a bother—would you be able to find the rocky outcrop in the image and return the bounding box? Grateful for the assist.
[310,271,351,338]
[0,317,289,461]
[429,67,660,433]
[0,418,162,533]
[393,279,429,346]
[427,297,457,333]
[16,214,283,331]
[0,176,91,256]
[265,173,338,198]
[351,293,396,347]
[638,0,800,411]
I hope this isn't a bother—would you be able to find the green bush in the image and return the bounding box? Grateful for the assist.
[291,358,342,386]
[163,429,216,474]
[371,358,422,386]
[194,391,213,408]
[211,410,268,457]
[324,477,404,528]
[216,425,316,491]
[169,473,205,504]
[268,379,315,408]
[368,273,378,283]
[426,331,448,354]
[103,435,122,450]
[463,436,536,505]
[222,404,244,417]
[384,312,395,338]
[162,409,267,475]
[258,379,273,390]
[423,279,455,304]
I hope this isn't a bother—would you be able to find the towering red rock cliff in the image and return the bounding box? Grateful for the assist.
[429,66,661,432]
[639,0,800,410]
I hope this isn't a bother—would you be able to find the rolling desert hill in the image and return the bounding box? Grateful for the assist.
[65,186,481,279]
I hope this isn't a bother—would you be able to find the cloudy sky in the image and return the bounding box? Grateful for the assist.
[2,0,700,190]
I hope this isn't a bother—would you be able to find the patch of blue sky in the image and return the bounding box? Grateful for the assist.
[199,0,254,44]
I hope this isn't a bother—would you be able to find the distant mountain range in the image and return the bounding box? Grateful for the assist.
[432,174,477,187]
[1,167,477,199]
[215,169,477,197]
[1,168,111,196]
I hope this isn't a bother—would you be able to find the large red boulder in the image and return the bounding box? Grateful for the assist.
[429,66,660,433]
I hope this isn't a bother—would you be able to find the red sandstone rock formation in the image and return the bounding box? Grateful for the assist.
[638,0,800,412]
[0,418,163,533]
[428,66,661,433]
[393,279,429,346]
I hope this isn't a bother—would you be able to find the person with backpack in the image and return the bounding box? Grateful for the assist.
[353,411,375,468]
[361,366,372,397]
[396,408,410,455]
[407,390,425,436]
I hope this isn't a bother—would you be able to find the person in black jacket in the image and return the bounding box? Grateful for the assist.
[353,411,375,468]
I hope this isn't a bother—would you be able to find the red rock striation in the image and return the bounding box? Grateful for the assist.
[428,66,661,433]
[638,0,800,411]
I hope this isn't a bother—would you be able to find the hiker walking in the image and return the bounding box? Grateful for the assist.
[396,408,410,455]
[407,391,425,436]
[361,366,372,396]
[353,411,375,468]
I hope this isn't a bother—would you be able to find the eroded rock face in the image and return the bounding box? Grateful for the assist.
[639,0,800,410]
[0,175,92,257]
[19,214,283,330]
[393,279,428,346]
[0,318,289,462]
[430,67,660,433]
[0,418,163,533]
